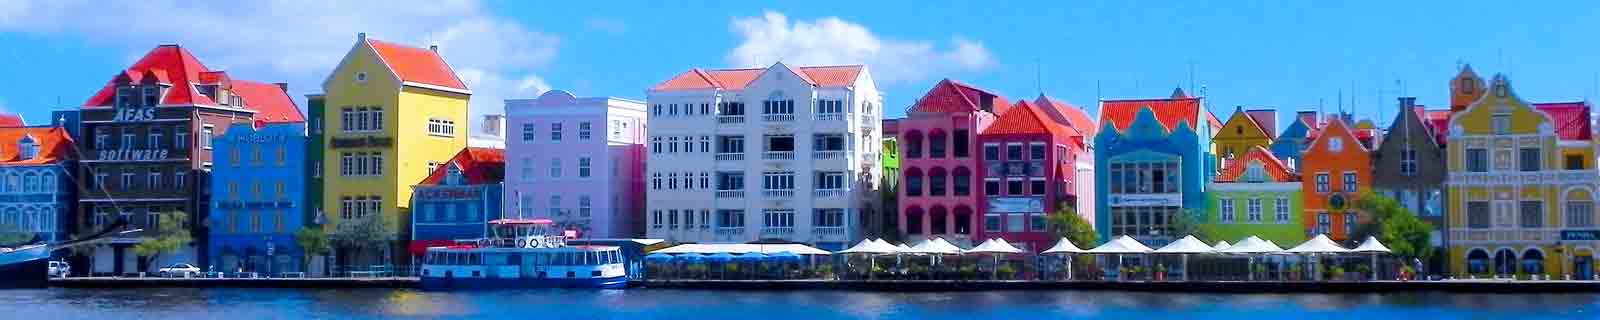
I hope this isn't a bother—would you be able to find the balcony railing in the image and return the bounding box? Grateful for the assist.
[763,114,795,122]
[814,226,846,236]
[761,227,795,236]
[716,153,744,161]
[763,151,794,160]
[860,115,875,123]
[815,114,845,121]
[715,190,745,198]
[813,189,844,198]
[715,227,744,235]
[812,150,845,160]
[718,116,745,124]
[763,190,795,198]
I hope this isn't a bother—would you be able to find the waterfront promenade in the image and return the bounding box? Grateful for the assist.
[51,277,418,289]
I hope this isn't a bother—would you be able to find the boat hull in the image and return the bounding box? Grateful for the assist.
[419,275,628,290]
[0,246,50,288]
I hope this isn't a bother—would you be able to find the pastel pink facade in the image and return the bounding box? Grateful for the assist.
[897,79,1007,247]
[504,90,648,238]
[976,99,1093,252]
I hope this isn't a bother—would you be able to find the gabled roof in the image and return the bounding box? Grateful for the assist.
[651,64,864,91]
[1219,108,1274,141]
[1306,117,1368,154]
[1099,97,1204,133]
[1216,146,1295,183]
[907,79,1009,114]
[366,38,469,92]
[418,147,505,185]
[84,45,214,107]
[1535,102,1592,141]
[1034,94,1096,137]
[230,80,304,123]
[983,101,1073,137]
[0,126,75,166]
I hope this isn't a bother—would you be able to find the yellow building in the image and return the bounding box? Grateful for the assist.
[1213,107,1276,160]
[320,33,471,265]
[1445,73,1599,279]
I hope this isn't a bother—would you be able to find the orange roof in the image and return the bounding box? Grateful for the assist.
[230,80,304,123]
[1535,102,1592,141]
[367,38,468,91]
[982,101,1073,137]
[651,64,863,91]
[0,127,75,166]
[1216,146,1295,182]
[418,147,505,185]
[907,79,1010,114]
[1099,97,1205,133]
[84,45,216,107]
[1034,95,1095,137]
[0,113,22,127]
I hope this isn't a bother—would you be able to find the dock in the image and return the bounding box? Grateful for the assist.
[50,277,420,289]
[634,279,1600,293]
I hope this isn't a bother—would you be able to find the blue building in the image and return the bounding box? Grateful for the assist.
[0,126,76,245]
[1093,94,1218,247]
[408,147,504,261]
[1268,111,1317,172]
[208,122,307,275]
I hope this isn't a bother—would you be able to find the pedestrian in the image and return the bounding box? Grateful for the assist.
[1412,258,1424,281]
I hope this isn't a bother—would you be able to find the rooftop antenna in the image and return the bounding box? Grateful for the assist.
[1096,80,1103,101]
[1188,59,1197,95]
[1034,57,1043,96]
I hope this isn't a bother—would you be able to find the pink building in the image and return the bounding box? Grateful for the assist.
[976,99,1093,252]
[504,90,648,238]
[897,79,1009,247]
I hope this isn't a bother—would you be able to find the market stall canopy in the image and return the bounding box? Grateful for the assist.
[837,239,900,254]
[653,243,832,255]
[908,238,964,255]
[706,252,737,262]
[1154,235,1215,254]
[769,251,803,263]
[967,238,1025,254]
[1211,241,1232,251]
[1352,236,1392,253]
[1041,237,1086,254]
[897,243,913,252]
[645,253,674,262]
[1285,234,1349,254]
[1221,236,1280,254]
[1087,236,1153,254]
[735,252,768,262]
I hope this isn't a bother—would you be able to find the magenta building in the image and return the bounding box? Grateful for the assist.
[504,90,648,238]
[976,98,1095,252]
[896,79,1008,247]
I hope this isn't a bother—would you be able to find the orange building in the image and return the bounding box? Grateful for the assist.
[1299,117,1371,242]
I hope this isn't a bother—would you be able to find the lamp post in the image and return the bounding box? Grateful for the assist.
[265,236,274,278]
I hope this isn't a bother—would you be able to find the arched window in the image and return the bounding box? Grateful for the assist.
[40,172,54,192]
[17,136,37,160]
[928,130,948,158]
[928,167,947,196]
[22,172,37,193]
[953,206,974,235]
[929,206,948,235]
[5,173,17,194]
[905,168,924,197]
[1522,249,1545,275]
[1493,249,1517,276]
[904,131,923,159]
[21,207,36,232]
[904,206,925,235]
[1467,249,1490,275]
[952,167,972,196]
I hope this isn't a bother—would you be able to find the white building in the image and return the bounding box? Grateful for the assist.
[646,62,883,250]
[505,90,648,238]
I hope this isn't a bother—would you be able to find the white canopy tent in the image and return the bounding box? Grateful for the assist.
[1220,236,1282,281]
[1041,237,1086,280]
[968,238,1025,279]
[654,243,833,255]
[1352,236,1392,281]
[1286,234,1348,281]
[1211,241,1232,251]
[1087,236,1153,281]
[908,238,964,255]
[838,239,899,255]
[1154,235,1214,281]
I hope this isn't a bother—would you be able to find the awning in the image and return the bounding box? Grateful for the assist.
[1154,235,1214,254]
[1041,237,1085,254]
[1351,236,1392,253]
[1285,234,1349,254]
[1086,235,1153,254]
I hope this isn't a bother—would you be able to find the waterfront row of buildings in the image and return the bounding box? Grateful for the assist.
[2,34,1597,279]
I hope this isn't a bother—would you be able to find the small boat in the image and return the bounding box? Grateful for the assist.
[419,219,627,290]
[0,218,130,288]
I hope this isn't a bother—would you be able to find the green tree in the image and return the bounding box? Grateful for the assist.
[332,213,392,267]
[295,226,332,272]
[1047,204,1098,247]
[1352,191,1436,261]
[1169,208,1218,243]
[878,173,900,242]
[132,210,192,271]
[0,223,35,247]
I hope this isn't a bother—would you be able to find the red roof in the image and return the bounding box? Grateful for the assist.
[230,80,304,123]
[1423,110,1451,145]
[84,45,215,107]
[983,101,1073,137]
[1216,146,1295,182]
[367,38,469,91]
[907,79,1010,114]
[0,113,22,127]
[0,127,75,166]
[1034,95,1096,137]
[419,147,506,185]
[1536,102,1592,141]
[1099,97,1205,133]
[652,64,864,91]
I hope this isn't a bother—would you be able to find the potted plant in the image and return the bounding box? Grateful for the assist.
[1330,266,1346,281]
[997,264,1017,280]
[1288,265,1302,281]
[1154,263,1167,282]
[1252,263,1267,281]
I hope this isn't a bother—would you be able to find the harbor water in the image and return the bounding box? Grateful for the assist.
[2,287,1597,319]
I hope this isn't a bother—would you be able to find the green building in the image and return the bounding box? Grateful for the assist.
[303,94,328,275]
[1205,146,1306,245]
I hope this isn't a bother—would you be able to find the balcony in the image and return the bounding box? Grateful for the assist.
[813,189,844,198]
[815,114,845,121]
[761,227,795,236]
[859,114,875,123]
[763,114,795,122]
[812,150,845,160]
[718,116,745,124]
[716,153,745,161]
[763,190,794,198]
[763,151,794,160]
[715,227,744,235]
[814,226,846,237]
[715,190,745,198]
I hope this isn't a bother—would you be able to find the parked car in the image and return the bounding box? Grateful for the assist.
[158,263,201,278]
[47,261,70,278]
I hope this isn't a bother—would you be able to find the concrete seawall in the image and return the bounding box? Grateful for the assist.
[636,279,1600,293]
[51,277,419,289]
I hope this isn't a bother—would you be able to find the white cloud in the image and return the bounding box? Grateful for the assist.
[727,11,995,84]
[0,0,557,130]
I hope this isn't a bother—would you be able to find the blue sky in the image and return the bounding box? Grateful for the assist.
[2,1,1598,132]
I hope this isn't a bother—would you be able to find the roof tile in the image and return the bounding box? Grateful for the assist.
[367,39,469,91]
[419,147,506,185]
[0,127,75,166]
[1099,97,1204,133]
[651,65,863,91]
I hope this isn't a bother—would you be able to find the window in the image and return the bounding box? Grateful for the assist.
[929,134,946,158]
[1317,212,1330,234]
[427,118,456,137]
[1247,198,1262,222]
[762,99,795,115]
[763,209,795,228]
[17,138,37,160]
[1220,199,1235,222]
[762,172,795,190]
[1519,148,1540,172]
[716,209,746,229]
[1030,179,1046,196]
[765,135,794,152]
[1007,179,1024,196]
[1030,143,1047,160]
[549,158,561,178]
[578,157,591,178]
[1399,146,1417,176]
[522,123,536,141]
[200,125,214,149]
[548,195,562,217]
[550,122,563,141]
[983,144,1000,161]
[1328,137,1343,152]
[953,171,971,196]
[577,195,592,217]
[142,85,160,107]
[716,172,744,190]
[1007,213,1025,232]
[1568,201,1594,228]
[174,127,188,150]
[146,168,161,188]
[906,172,923,196]
[1344,213,1356,235]
[905,135,922,158]
[1466,148,1488,172]
[1518,201,1543,228]
[146,129,163,149]
[578,122,592,140]
[813,134,845,151]
[1273,197,1290,223]
[815,209,845,227]
[1342,172,1356,192]
[1030,214,1046,232]
[94,128,109,149]
[718,102,746,116]
[1492,114,1511,134]
[120,172,134,189]
[984,214,1002,232]
[121,129,134,148]
[815,172,845,190]
[699,136,711,153]
[953,130,970,158]
[668,137,678,153]
[984,179,1000,195]
[817,99,844,114]
[718,136,744,154]
[1567,155,1586,170]
[651,210,662,229]
[174,171,186,190]
[1244,162,1267,182]
[1467,201,1490,229]
[1006,144,1023,160]
[1315,173,1330,193]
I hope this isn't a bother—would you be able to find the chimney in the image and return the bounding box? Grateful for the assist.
[1246,109,1277,134]
[1399,97,1417,108]
[482,114,505,136]
[274,82,288,92]
[429,45,439,52]
[1297,111,1319,129]
[358,32,366,41]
